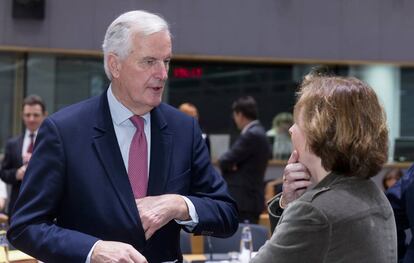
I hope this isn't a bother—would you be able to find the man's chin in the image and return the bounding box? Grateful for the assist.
[147,99,162,109]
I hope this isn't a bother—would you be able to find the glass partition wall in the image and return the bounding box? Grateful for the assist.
[0,52,22,154]
[0,50,412,162]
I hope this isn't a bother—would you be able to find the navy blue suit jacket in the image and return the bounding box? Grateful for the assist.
[0,134,24,217]
[8,92,238,263]
[218,122,270,215]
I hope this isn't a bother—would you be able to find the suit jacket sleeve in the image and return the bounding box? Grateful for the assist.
[251,201,330,263]
[218,131,255,173]
[0,139,20,185]
[7,118,99,263]
[185,119,238,237]
[267,193,284,234]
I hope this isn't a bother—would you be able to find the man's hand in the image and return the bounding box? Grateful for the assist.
[280,150,312,207]
[16,165,27,181]
[91,240,147,263]
[136,194,189,240]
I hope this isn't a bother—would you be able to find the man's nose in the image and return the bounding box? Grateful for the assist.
[153,62,168,80]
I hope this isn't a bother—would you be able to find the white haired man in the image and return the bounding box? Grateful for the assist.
[8,10,238,263]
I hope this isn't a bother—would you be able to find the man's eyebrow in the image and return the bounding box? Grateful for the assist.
[141,56,156,60]
[139,55,171,61]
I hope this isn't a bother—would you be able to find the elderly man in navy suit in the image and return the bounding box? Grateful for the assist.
[8,10,238,263]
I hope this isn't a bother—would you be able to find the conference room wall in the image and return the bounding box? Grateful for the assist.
[0,0,413,63]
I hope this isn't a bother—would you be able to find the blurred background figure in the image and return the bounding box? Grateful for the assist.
[218,96,271,224]
[0,181,7,213]
[178,102,198,118]
[387,165,414,262]
[383,168,403,191]
[267,112,293,160]
[179,102,211,154]
[0,95,47,219]
[0,181,8,223]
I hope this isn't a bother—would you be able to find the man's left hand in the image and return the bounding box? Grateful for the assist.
[136,194,189,240]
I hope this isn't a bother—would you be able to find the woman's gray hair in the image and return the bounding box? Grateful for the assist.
[102,10,170,80]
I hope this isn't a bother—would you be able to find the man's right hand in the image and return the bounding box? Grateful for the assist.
[280,150,312,207]
[91,240,147,263]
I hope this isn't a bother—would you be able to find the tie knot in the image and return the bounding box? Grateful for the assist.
[29,133,35,139]
[130,115,145,131]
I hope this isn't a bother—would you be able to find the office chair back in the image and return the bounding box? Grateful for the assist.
[180,230,192,254]
[203,223,269,253]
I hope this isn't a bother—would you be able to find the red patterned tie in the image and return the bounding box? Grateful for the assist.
[128,116,148,198]
[27,133,35,153]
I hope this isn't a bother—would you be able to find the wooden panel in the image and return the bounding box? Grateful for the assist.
[191,234,204,254]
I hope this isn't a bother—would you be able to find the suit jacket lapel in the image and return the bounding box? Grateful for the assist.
[91,93,142,229]
[147,105,172,196]
[17,135,24,166]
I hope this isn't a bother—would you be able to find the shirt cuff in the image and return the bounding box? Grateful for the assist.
[85,240,99,263]
[267,193,284,217]
[174,195,199,231]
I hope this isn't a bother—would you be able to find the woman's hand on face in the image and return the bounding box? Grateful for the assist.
[281,150,313,207]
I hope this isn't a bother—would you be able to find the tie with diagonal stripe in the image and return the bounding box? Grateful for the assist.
[128,115,148,198]
[27,133,35,153]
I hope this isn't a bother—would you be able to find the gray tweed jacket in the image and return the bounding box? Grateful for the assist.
[251,172,397,263]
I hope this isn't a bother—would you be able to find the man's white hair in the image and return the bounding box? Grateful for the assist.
[102,10,170,80]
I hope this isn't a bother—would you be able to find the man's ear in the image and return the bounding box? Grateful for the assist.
[108,53,121,79]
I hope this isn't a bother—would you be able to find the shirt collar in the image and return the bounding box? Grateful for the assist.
[107,85,151,126]
[241,120,259,134]
[25,129,38,137]
[313,172,363,190]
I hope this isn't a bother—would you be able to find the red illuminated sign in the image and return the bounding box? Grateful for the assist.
[173,67,203,78]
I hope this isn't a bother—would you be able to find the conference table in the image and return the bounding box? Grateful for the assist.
[183,254,233,263]
[0,249,36,263]
[183,252,257,263]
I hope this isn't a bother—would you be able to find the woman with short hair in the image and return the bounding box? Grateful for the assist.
[251,76,397,263]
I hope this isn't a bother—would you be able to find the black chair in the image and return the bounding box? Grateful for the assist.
[180,230,192,254]
[203,223,269,253]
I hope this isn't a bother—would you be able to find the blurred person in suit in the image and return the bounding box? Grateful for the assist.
[8,10,238,263]
[0,95,47,218]
[387,165,414,262]
[179,102,211,154]
[218,96,271,224]
[251,76,397,263]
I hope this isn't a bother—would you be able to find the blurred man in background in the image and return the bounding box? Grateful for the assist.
[219,96,270,224]
[0,95,47,218]
[387,165,414,262]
